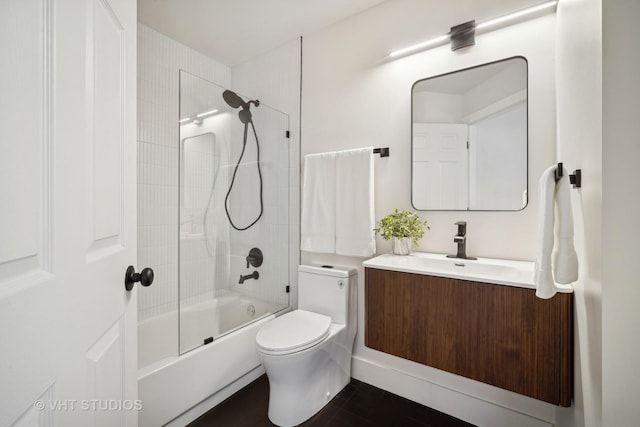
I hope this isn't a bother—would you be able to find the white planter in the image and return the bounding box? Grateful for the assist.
[392,237,412,255]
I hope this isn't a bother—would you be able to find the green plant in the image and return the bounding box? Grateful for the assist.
[374,208,430,246]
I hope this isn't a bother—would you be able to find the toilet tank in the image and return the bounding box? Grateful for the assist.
[298,265,357,324]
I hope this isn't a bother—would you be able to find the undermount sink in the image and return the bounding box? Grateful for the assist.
[363,252,573,292]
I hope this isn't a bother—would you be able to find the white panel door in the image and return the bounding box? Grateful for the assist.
[412,123,469,210]
[0,0,138,426]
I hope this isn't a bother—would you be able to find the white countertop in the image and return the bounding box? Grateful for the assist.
[363,252,574,293]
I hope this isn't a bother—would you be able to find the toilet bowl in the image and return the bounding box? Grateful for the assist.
[255,265,357,427]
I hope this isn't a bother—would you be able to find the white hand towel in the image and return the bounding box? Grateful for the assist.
[534,165,558,299]
[300,152,336,253]
[335,148,376,257]
[553,173,579,284]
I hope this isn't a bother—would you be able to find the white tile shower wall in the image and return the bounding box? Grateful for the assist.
[179,117,231,308]
[137,24,231,321]
[225,110,289,306]
[180,133,217,304]
[230,39,301,309]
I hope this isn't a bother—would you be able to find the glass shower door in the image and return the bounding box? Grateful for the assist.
[178,71,290,354]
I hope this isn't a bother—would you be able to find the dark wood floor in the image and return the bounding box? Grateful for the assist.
[188,375,476,427]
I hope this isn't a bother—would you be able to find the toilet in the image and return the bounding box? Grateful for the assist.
[255,265,357,427]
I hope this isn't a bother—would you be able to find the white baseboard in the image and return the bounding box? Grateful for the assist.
[164,366,265,427]
[351,355,555,427]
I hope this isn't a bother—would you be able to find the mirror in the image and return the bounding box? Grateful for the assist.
[411,57,527,211]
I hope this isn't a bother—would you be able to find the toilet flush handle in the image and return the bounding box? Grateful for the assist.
[338,280,344,289]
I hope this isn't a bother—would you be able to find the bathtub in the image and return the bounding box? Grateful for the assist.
[138,292,287,427]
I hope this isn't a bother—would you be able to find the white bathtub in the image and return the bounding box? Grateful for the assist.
[138,292,287,427]
[180,293,283,353]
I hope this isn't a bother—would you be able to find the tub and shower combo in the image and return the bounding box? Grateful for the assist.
[137,71,291,426]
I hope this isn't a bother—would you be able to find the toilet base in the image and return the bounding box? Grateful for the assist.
[258,326,352,427]
[267,370,349,427]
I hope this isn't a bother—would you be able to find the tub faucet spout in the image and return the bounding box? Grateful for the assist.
[239,271,259,284]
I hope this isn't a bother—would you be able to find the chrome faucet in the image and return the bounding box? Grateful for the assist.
[239,271,259,284]
[446,221,477,260]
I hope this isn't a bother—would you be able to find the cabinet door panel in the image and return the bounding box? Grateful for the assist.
[364,268,573,406]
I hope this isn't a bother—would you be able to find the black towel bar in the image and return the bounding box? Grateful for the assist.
[373,147,389,157]
[555,162,563,182]
[555,162,581,188]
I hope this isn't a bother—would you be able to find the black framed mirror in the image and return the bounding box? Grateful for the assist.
[411,56,528,211]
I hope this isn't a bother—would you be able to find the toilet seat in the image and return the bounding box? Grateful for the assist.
[256,310,331,356]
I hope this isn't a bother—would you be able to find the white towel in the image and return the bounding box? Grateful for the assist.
[553,173,579,284]
[534,165,557,299]
[335,148,376,257]
[300,152,336,253]
[534,165,579,299]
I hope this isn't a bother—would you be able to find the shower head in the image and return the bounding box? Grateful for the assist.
[223,90,246,109]
[222,90,260,124]
[239,109,252,124]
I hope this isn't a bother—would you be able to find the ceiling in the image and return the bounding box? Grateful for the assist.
[138,0,550,67]
[137,0,387,66]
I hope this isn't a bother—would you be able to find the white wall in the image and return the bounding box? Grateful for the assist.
[602,0,640,425]
[231,39,302,309]
[137,24,231,323]
[302,2,558,425]
[554,1,602,426]
[555,2,640,426]
[302,13,555,262]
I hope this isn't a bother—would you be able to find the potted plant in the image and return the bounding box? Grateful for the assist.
[374,208,430,255]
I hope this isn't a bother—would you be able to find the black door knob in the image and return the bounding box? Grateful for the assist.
[125,265,154,291]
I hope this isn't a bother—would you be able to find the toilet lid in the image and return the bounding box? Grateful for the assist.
[256,310,331,355]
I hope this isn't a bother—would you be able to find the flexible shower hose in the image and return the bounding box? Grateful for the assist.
[224,120,264,231]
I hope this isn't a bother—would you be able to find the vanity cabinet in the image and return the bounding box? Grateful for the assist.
[364,267,573,406]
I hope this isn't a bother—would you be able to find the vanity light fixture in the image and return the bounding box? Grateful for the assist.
[388,0,558,58]
[388,34,449,58]
[476,0,558,31]
[450,20,476,51]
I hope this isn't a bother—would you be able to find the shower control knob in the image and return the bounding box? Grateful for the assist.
[124,265,154,291]
[246,247,263,268]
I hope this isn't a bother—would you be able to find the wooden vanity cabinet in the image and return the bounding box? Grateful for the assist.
[364,267,573,406]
